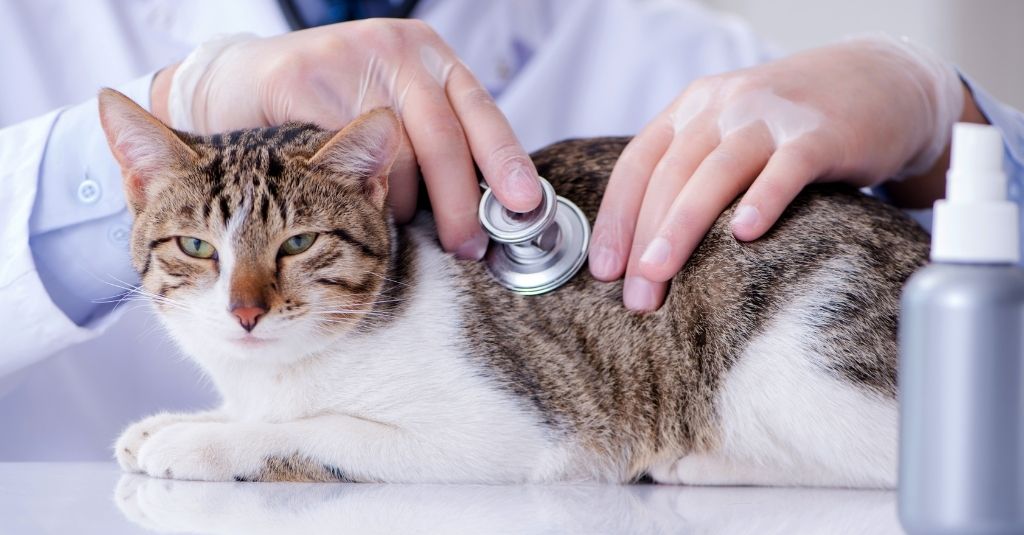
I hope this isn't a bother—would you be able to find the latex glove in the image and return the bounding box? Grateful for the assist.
[588,35,964,311]
[163,20,542,259]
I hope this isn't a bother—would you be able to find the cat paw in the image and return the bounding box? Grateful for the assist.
[647,457,685,484]
[648,454,802,486]
[115,411,224,473]
[647,454,737,485]
[136,422,251,481]
[116,413,188,472]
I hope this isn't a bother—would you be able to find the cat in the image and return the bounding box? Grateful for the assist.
[98,88,929,487]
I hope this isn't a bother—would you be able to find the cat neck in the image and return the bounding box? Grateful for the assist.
[199,222,476,419]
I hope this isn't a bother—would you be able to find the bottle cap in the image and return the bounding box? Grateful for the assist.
[931,123,1020,264]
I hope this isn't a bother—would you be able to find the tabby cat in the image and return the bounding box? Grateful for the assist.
[98,88,928,487]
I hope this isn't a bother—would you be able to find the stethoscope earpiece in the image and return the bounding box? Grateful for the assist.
[479,177,590,295]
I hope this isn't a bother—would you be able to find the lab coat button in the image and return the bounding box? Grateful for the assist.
[108,224,130,245]
[77,179,101,204]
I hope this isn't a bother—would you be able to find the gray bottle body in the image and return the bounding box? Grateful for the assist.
[899,263,1024,535]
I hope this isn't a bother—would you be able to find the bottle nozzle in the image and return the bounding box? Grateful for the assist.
[947,123,1006,203]
[931,123,1019,264]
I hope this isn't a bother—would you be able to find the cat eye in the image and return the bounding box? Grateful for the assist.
[177,236,217,259]
[280,233,318,256]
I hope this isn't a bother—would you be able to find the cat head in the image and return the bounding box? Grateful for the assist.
[98,88,402,362]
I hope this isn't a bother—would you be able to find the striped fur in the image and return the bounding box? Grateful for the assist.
[100,89,929,487]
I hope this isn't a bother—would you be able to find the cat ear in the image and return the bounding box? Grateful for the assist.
[97,88,198,214]
[308,108,401,210]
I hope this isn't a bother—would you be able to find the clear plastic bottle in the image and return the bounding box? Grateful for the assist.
[900,123,1024,534]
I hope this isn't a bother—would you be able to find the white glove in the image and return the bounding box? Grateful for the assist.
[588,35,964,311]
[165,20,543,259]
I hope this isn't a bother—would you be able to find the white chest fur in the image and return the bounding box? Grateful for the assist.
[172,230,576,482]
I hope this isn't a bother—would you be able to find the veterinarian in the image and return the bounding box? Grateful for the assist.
[0,0,771,459]
[0,0,1020,460]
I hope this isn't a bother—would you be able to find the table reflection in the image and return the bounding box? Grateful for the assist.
[114,474,901,534]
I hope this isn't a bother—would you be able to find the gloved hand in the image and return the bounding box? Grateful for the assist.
[588,35,965,311]
[159,19,542,259]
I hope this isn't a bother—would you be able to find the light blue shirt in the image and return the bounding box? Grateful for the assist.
[961,74,1024,261]
[28,75,153,326]
[30,73,1024,327]
[22,0,779,330]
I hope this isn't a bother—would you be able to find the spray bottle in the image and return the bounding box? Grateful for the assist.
[899,123,1024,534]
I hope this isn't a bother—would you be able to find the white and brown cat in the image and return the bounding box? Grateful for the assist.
[99,88,928,487]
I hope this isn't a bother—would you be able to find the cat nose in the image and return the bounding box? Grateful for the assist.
[231,306,266,332]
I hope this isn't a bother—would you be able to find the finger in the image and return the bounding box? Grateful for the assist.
[622,270,669,313]
[620,123,720,311]
[637,129,773,283]
[731,146,825,242]
[588,117,677,281]
[446,62,541,213]
[386,127,420,224]
[400,81,488,260]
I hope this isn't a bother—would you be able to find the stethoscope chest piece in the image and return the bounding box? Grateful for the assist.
[479,177,590,295]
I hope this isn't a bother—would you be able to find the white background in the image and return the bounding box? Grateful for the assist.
[702,0,1024,109]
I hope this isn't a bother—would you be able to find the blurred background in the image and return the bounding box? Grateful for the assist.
[702,0,1024,109]
[2,0,1021,464]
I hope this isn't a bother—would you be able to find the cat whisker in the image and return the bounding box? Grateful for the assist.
[307,308,399,316]
[124,291,189,310]
[312,293,410,303]
[312,318,365,328]
[98,279,169,305]
[99,274,147,293]
[94,295,140,313]
[309,313,398,321]
[307,311,380,322]
[314,296,409,305]
[93,277,151,312]
[310,299,409,313]
[98,276,225,320]
[363,270,411,288]
[313,316,364,323]
[307,300,404,309]
[306,305,395,313]
[103,291,193,315]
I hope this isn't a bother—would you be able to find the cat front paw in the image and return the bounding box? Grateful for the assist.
[136,422,252,481]
[116,413,187,473]
[115,411,224,474]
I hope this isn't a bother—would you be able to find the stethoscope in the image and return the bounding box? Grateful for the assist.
[276,0,421,30]
[275,0,590,295]
[479,178,591,295]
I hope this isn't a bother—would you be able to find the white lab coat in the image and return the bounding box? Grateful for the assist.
[0,0,774,459]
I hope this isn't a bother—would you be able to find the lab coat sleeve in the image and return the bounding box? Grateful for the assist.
[0,74,153,375]
[961,75,1024,186]
[960,74,1024,261]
